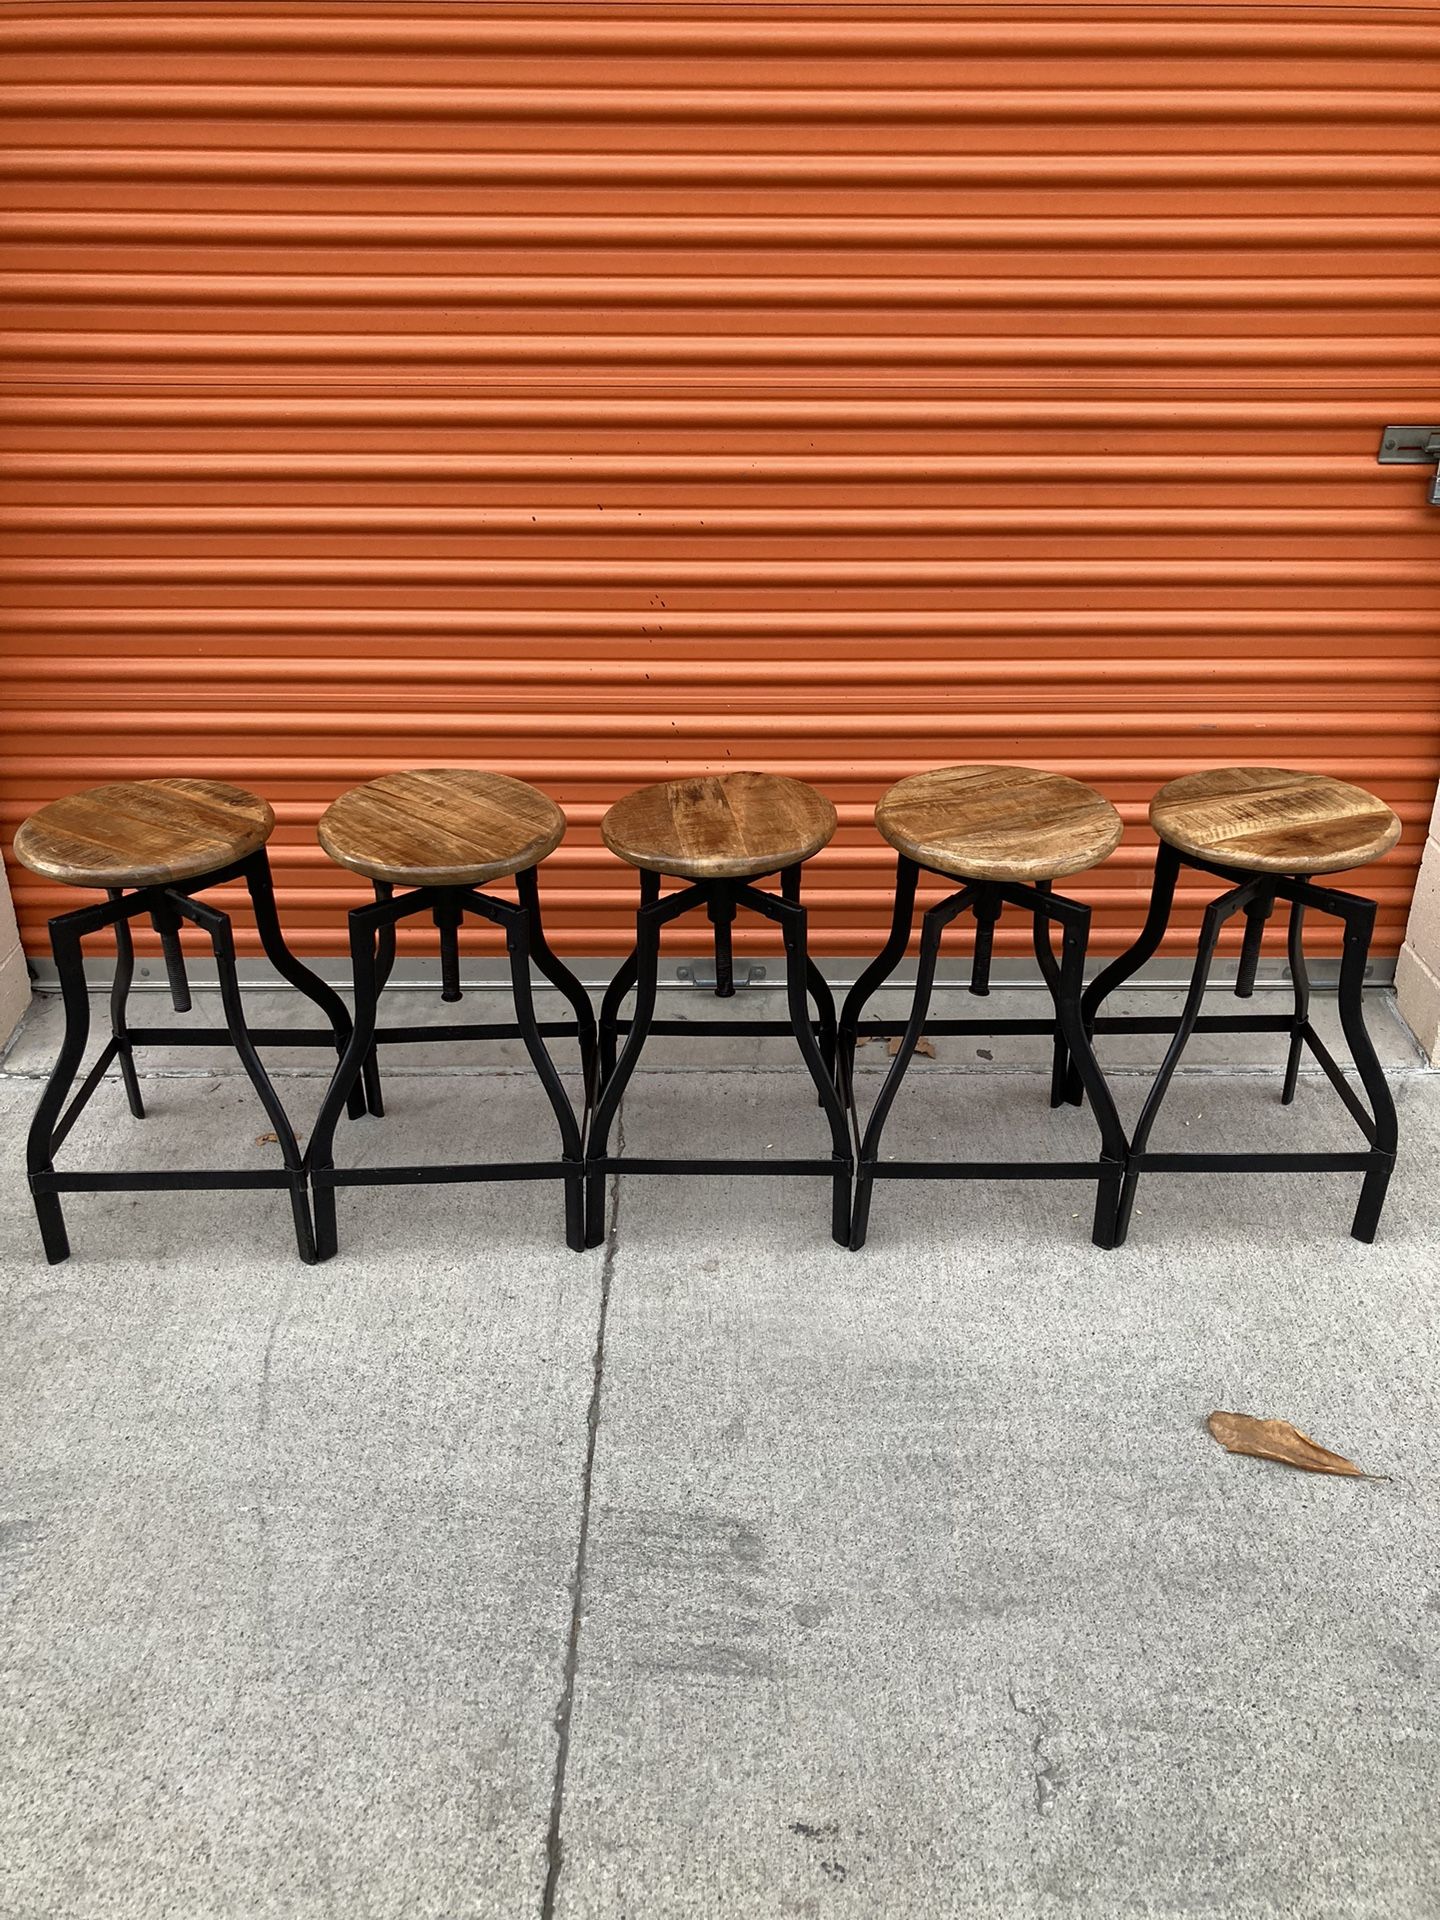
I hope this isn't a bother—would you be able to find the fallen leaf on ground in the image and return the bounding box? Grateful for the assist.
[887,1035,936,1059]
[1206,1410,1379,1479]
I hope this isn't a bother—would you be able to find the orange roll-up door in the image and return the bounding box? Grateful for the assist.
[2,1,1438,960]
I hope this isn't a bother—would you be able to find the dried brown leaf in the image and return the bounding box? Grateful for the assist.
[1206,1410,1378,1479]
[255,1131,279,1145]
[887,1035,936,1059]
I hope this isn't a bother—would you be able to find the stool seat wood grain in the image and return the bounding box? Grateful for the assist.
[601,771,836,881]
[875,764,1123,883]
[1150,767,1402,875]
[317,768,566,888]
[13,778,274,890]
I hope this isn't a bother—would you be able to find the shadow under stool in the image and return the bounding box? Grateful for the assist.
[837,764,1129,1251]
[304,768,597,1255]
[14,777,362,1264]
[587,770,853,1247]
[1061,765,1403,1245]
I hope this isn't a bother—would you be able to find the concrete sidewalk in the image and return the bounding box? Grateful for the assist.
[2,985,1437,1919]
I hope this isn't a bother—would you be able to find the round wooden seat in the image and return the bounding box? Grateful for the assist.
[317,768,566,887]
[601,771,836,881]
[1150,767,1402,875]
[875,764,1123,882]
[13,778,273,889]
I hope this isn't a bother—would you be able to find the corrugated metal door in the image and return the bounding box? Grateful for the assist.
[3,1,1438,961]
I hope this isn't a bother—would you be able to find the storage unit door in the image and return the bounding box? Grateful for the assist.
[3,2,1438,959]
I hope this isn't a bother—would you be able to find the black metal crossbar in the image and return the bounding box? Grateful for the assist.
[589,1155,841,1178]
[36,1168,298,1194]
[314,1161,575,1188]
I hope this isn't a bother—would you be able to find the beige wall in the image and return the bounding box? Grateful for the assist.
[1396,780,1440,1063]
[0,856,32,1048]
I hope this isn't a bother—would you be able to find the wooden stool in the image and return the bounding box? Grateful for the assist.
[14,777,362,1264]
[304,769,596,1254]
[1067,766,1403,1244]
[589,771,852,1246]
[837,765,1128,1250]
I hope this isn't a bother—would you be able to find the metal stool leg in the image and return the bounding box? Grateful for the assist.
[585,873,665,1247]
[837,856,919,1107]
[173,891,315,1263]
[1030,883,1069,1110]
[1112,879,1262,1247]
[308,899,385,1261]
[106,888,145,1120]
[242,849,366,1122]
[360,880,396,1119]
[597,873,659,1087]
[807,955,839,1098]
[503,891,588,1252]
[598,948,640,1086]
[850,890,970,1251]
[1064,840,1183,1107]
[1281,899,1309,1106]
[767,884,852,1246]
[25,916,91,1264]
[1039,893,1128,1248]
[1335,894,1397,1242]
[516,864,599,1111]
[781,864,837,1102]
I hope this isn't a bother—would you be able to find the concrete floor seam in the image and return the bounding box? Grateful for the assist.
[253,1269,298,1674]
[542,1103,624,1920]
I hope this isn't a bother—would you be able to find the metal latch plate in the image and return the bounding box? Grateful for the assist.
[1377,427,1440,504]
[1377,426,1440,464]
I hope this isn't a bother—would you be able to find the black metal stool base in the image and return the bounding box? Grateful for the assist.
[1063,842,1398,1245]
[586,865,853,1248]
[26,850,361,1266]
[306,866,596,1257]
[838,857,1127,1252]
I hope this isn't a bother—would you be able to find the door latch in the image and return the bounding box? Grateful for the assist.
[1377,425,1440,503]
